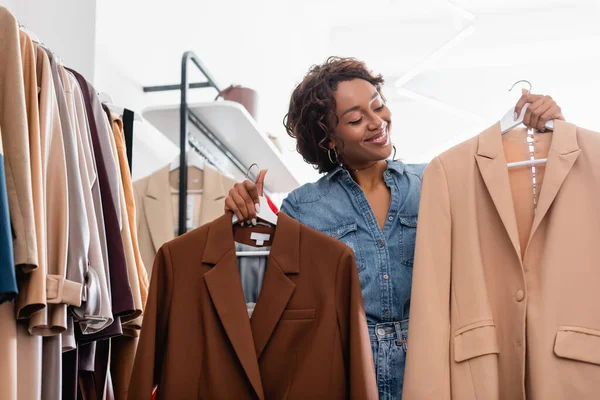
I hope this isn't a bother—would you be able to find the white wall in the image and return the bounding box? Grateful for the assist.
[6,0,97,80]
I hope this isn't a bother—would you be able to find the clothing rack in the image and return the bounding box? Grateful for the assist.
[143,51,253,236]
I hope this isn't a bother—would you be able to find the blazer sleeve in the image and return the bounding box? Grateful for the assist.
[335,247,378,400]
[128,244,174,400]
[403,156,452,400]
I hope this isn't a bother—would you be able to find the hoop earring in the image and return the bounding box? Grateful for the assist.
[392,145,397,161]
[328,148,338,164]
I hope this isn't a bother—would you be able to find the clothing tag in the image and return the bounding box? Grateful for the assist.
[250,232,270,246]
[186,196,194,230]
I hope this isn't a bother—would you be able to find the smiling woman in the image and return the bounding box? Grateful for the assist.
[284,57,391,173]
[223,55,565,400]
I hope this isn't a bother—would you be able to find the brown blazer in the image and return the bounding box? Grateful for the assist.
[133,163,236,275]
[404,120,600,400]
[128,212,378,400]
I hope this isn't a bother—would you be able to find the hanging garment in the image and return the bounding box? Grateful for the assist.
[69,69,134,400]
[62,67,112,334]
[104,110,142,322]
[15,30,46,320]
[15,30,45,400]
[110,113,148,308]
[108,112,148,400]
[29,44,69,336]
[0,301,18,400]
[133,163,236,275]
[403,120,600,400]
[0,6,38,272]
[0,142,16,301]
[128,212,378,400]
[47,50,88,344]
[68,68,135,321]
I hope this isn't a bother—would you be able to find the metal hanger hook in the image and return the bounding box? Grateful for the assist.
[509,79,532,93]
[246,163,260,180]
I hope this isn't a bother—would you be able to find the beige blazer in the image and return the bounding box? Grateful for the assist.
[404,121,600,400]
[29,44,69,336]
[15,30,44,400]
[0,7,38,271]
[133,163,236,274]
[14,30,46,322]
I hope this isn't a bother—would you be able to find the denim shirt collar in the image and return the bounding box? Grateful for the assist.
[325,159,406,181]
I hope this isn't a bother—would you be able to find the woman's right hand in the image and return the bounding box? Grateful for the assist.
[224,169,268,224]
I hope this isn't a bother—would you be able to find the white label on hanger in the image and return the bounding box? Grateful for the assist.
[250,232,270,246]
[186,197,194,230]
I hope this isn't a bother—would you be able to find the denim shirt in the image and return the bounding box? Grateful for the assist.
[280,159,425,399]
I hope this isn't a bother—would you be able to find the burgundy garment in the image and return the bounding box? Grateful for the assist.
[67,68,134,318]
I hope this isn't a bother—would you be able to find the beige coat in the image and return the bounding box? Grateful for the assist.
[133,163,236,274]
[16,30,44,400]
[404,120,600,400]
[15,30,46,321]
[0,6,38,272]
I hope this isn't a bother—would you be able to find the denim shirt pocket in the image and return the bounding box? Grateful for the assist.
[399,216,418,267]
[322,222,365,272]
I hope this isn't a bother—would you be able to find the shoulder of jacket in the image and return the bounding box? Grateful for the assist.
[575,124,600,142]
[434,135,479,167]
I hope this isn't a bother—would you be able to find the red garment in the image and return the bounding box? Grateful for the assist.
[265,195,279,213]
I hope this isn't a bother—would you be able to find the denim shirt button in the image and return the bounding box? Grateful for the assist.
[377,328,385,336]
[378,240,384,248]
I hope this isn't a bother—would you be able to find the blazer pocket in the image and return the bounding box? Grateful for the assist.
[281,308,316,320]
[554,326,600,366]
[453,320,500,363]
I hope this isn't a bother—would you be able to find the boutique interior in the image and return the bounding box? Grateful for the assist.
[1,1,600,399]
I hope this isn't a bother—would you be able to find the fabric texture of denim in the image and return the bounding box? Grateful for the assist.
[281,159,425,399]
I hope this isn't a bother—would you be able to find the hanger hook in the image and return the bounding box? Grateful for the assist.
[246,163,260,180]
[509,79,532,93]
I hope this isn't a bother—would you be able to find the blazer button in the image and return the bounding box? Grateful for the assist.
[515,289,525,302]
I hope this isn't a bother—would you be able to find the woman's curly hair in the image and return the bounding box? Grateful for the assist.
[283,56,385,173]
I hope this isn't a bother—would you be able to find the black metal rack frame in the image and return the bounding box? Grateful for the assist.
[143,51,250,236]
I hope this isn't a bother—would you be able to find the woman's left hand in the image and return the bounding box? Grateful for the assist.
[514,88,565,132]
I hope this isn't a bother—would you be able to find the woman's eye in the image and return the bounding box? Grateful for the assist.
[374,105,385,112]
[349,118,363,125]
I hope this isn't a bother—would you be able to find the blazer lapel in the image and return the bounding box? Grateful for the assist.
[203,214,265,400]
[143,165,174,252]
[527,121,580,248]
[475,123,522,261]
[250,213,300,359]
